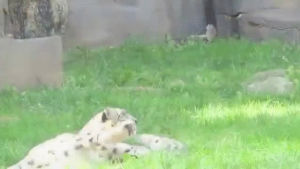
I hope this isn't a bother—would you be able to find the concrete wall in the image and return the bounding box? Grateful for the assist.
[63,0,206,48]
[0,36,63,89]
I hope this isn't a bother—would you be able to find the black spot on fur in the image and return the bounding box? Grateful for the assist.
[37,165,43,168]
[64,150,69,157]
[87,132,91,136]
[27,160,34,165]
[101,146,107,151]
[75,137,82,142]
[125,149,130,153]
[74,144,83,150]
[112,148,117,154]
[155,139,159,143]
[89,137,93,143]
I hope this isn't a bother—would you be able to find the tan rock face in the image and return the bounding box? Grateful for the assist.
[6,0,68,39]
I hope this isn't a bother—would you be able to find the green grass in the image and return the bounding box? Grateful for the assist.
[1,38,300,168]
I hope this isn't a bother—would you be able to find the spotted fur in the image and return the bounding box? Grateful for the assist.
[7,108,186,169]
[7,108,138,169]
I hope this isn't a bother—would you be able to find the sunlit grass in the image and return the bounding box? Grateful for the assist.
[1,38,300,168]
[190,101,300,124]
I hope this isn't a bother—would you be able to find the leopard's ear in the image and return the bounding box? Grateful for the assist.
[102,112,108,122]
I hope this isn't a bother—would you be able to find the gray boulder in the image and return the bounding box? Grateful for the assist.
[243,69,294,95]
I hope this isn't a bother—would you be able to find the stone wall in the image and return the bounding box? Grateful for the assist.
[63,0,206,48]
[214,0,300,43]
[1,0,300,47]
[0,36,63,89]
[6,0,68,39]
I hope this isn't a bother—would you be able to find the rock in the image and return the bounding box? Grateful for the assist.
[63,0,206,48]
[243,69,294,95]
[0,0,7,37]
[238,9,300,43]
[215,14,239,37]
[6,0,68,39]
[63,0,171,48]
[214,0,299,16]
[0,36,63,90]
[213,0,300,42]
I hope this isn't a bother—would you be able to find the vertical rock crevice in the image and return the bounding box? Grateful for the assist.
[204,0,216,27]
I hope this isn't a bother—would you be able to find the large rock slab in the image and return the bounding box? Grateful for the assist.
[213,0,300,39]
[243,69,294,95]
[165,0,206,39]
[214,0,299,15]
[63,0,206,48]
[63,0,170,48]
[238,9,300,43]
[0,36,63,89]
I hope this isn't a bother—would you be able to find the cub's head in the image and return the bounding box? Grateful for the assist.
[101,107,137,141]
[206,24,215,31]
[79,107,138,144]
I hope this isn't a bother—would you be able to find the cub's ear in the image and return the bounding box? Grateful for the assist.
[102,112,108,122]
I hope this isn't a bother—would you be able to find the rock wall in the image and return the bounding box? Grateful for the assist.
[214,0,300,43]
[1,0,300,47]
[63,0,206,48]
[6,0,68,39]
[0,36,63,89]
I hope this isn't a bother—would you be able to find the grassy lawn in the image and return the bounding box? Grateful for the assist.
[1,38,300,168]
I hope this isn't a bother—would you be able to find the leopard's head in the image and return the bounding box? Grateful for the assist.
[100,107,137,142]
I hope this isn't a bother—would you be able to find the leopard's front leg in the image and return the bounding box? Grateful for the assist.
[90,142,150,163]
